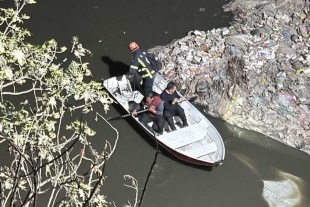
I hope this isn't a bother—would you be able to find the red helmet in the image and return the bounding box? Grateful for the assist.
[129,42,139,52]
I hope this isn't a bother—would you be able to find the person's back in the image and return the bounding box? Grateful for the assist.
[128,42,156,94]
[129,49,153,74]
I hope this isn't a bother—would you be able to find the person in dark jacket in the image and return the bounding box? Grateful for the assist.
[131,92,165,135]
[128,42,156,95]
[160,82,188,131]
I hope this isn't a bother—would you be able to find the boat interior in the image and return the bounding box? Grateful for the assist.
[103,74,224,164]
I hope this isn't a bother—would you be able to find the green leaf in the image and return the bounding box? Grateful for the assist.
[60,46,67,52]
[49,63,60,71]
[49,132,56,139]
[4,180,13,190]
[3,68,13,80]
[80,89,96,103]
[81,63,89,70]
[0,42,5,53]
[46,120,56,132]
[82,107,90,114]
[74,94,79,100]
[27,0,37,4]
[18,180,27,191]
[48,97,57,110]
[45,165,51,177]
[84,69,92,76]
[53,113,60,119]
[80,183,92,191]
[84,126,96,136]
[12,50,25,65]
[22,14,30,19]
[48,39,56,45]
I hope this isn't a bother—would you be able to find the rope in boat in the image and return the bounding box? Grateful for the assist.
[137,135,160,207]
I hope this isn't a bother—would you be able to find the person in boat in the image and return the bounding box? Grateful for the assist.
[131,92,165,135]
[128,42,157,95]
[160,81,188,131]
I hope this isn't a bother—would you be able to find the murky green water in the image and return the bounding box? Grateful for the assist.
[1,0,310,206]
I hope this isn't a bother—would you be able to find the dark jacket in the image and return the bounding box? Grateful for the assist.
[160,90,181,111]
[129,49,156,79]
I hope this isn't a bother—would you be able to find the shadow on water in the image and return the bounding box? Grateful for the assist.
[101,56,143,92]
[101,56,129,77]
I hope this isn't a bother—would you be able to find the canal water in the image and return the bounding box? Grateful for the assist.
[2,0,310,206]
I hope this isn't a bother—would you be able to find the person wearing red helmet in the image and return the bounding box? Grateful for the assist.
[129,42,139,52]
[128,42,156,95]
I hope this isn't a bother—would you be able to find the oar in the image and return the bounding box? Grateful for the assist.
[106,109,148,121]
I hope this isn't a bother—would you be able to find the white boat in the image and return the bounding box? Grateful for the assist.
[103,74,225,166]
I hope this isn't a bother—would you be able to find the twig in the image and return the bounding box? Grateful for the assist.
[3,136,34,169]
[3,0,26,35]
[24,136,79,177]
[1,77,28,88]
[95,112,119,160]
[2,88,45,96]
[81,156,106,207]
[124,175,139,207]
[8,155,22,207]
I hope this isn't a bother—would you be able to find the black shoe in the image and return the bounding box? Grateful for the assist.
[182,124,189,128]
[167,128,176,133]
[154,131,163,136]
[165,128,171,132]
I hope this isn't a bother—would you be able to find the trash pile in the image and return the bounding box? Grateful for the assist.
[148,0,310,154]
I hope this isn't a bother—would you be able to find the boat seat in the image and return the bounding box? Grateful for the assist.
[184,142,217,158]
[158,124,208,149]
[152,74,167,95]
[118,76,132,95]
